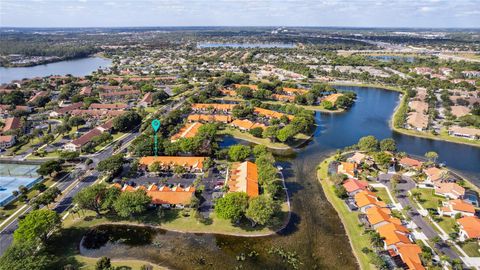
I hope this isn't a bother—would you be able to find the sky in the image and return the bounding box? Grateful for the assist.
[0,0,479,28]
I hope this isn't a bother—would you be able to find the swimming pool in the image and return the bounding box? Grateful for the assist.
[0,163,42,206]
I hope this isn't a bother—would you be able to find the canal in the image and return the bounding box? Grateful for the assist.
[79,86,480,269]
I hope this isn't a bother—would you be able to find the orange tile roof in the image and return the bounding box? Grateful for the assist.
[445,199,475,214]
[147,186,195,205]
[170,122,203,142]
[435,183,465,198]
[187,114,232,123]
[254,107,294,120]
[2,117,22,132]
[366,206,401,226]
[139,156,206,170]
[192,103,235,111]
[282,87,308,95]
[233,84,258,90]
[271,94,296,102]
[324,93,343,105]
[231,119,266,131]
[424,167,445,182]
[396,244,425,270]
[399,157,423,168]
[354,190,387,208]
[227,161,259,197]
[457,216,480,239]
[342,178,368,193]
[220,89,237,96]
[377,222,411,246]
[338,162,357,177]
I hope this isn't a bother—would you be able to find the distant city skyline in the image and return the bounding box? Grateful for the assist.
[0,0,479,28]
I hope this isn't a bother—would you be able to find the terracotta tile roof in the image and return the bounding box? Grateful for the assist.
[0,135,15,143]
[0,105,31,112]
[28,91,48,103]
[424,167,445,182]
[457,216,480,239]
[79,86,92,95]
[89,103,128,110]
[170,122,203,142]
[100,90,141,98]
[147,186,195,205]
[342,178,369,193]
[140,92,153,104]
[366,206,401,226]
[450,106,470,118]
[54,102,84,115]
[231,119,266,131]
[227,161,259,197]
[187,114,232,123]
[139,156,206,170]
[323,93,343,105]
[399,157,423,168]
[233,84,258,90]
[354,190,387,209]
[396,243,425,270]
[407,112,428,130]
[2,117,22,132]
[220,89,236,96]
[435,183,465,198]
[338,162,357,177]
[282,87,308,95]
[271,94,295,102]
[449,126,480,137]
[70,128,102,147]
[377,222,411,246]
[444,199,475,214]
[254,107,294,120]
[192,103,235,111]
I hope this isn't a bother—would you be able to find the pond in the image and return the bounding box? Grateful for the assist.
[80,86,480,269]
[0,57,112,84]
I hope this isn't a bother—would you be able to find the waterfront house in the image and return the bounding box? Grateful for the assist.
[226,161,259,198]
[354,190,387,213]
[434,182,465,199]
[450,106,470,118]
[365,206,402,229]
[231,119,266,131]
[439,199,475,217]
[406,112,428,131]
[456,216,480,241]
[337,162,357,178]
[342,178,369,196]
[253,107,294,121]
[187,114,232,123]
[448,126,480,140]
[377,222,412,249]
[322,93,344,106]
[423,167,446,184]
[347,152,368,165]
[393,243,425,270]
[399,157,423,170]
[139,156,206,173]
[147,184,196,208]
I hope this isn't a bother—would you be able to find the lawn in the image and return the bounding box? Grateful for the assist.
[73,256,166,270]
[374,187,393,205]
[410,188,444,210]
[459,241,480,257]
[436,216,457,234]
[219,127,312,150]
[317,154,374,270]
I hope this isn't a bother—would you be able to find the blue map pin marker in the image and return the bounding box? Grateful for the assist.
[151,119,161,133]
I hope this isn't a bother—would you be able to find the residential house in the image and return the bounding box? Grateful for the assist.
[139,156,206,173]
[399,157,423,170]
[457,216,480,241]
[434,182,465,199]
[64,128,103,152]
[27,91,48,104]
[464,190,479,207]
[2,117,22,133]
[323,93,343,106]
[450,106,470,118]
[439,199,475,217]
[254,107,294,121]
[79,86,92,96]
[342,178,369,196]
[170,122,203,142]
[231,119,266,131]
[347,152,367,164]
[354,190,387,212]
[337,162,357,178]
[139,92,153,107]
[377,222,412,249]
[227,161,259,197]
[0,135,15,149]
[233,84,258,91]
[406,112,429,131]
[448,126,480,140]
[393,243,425,270]
[89,103,128,110]
[191,103,235,113]
[423,167,446,184]
[99,90,141,102]
[49,102,83,117]
[147,184,195,208]
[187,114,232,123]
[365,206,402,229]
[271,94,295,102]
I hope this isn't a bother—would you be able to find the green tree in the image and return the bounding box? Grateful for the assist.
[0,242,53,270]
[73,184,108,215]
[37,160,64,177]
[95,257,111,270]
[263,126,278,142]
[379,138,397,152]
[245,195,278,226]
[358,135,379,152]
[112,111,142,132]
[31,187,61,209]
[68,116,85,129]
[425,151,439,163]
[13,209,60,244]
[97,154,124,176]
[228,144,251,162]
[214,192,249,223]
[253,145,268,157]
[249,127,263,138]
[113,190,151,218]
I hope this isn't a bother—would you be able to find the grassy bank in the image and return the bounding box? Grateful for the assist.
[330,81,404,93]
[317,155,373,270]
[73,256,166,270]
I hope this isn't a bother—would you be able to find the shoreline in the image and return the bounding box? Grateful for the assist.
[334,80,480,148]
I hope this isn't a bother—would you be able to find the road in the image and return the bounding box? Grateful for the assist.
[378,173,462,261]
[0,98,187,256]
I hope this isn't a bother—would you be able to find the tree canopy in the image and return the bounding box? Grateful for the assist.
[228,144,251,162]
[357,135,379,152]
[113,190,151,218]
[214,192,249,223]
[13,209,60,244]
[245,195,278,226]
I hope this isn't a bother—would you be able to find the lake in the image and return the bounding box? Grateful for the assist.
[367,55,415,63]
[79,86,480,269]
[0,57,112,84]
[197,42,295,48]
